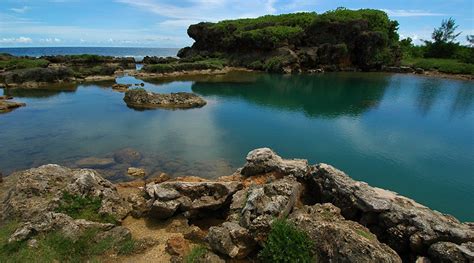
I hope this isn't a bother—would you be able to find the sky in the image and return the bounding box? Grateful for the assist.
[0,0,473,48]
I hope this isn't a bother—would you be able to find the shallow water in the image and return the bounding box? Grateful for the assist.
[1,72,473,221]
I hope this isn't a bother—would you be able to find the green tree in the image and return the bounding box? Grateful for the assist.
[467,35,474,47]
[424,18,462,58]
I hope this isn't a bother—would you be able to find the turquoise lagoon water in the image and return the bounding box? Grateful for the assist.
[0,72,473,221]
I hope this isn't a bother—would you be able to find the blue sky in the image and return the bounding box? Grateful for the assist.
[1,0,473,47]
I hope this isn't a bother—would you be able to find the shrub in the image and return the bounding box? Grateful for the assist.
[402,58,474,74]
[0,58,49,71]
[184,245,207,263]
[258,218,314,263]
[55,192,118,224]
[143,58,226,73]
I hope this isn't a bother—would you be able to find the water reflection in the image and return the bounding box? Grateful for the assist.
[192,73,389,118]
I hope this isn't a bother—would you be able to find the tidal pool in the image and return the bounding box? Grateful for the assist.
[1,72,473,221]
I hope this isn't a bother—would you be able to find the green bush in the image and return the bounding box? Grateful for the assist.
[143,58,226,73]
[55,192,118,224]
[402,58,474,74]
[184,245,207,263]
[259,218,314,263]
[0,58,49,71]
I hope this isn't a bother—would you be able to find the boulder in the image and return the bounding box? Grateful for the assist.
[124,89,207,109]
[75,157,115,169]
[113,148,143,164]
[428,242,474,263]
[144,181,242,219]
[312,163,474,261]
[166,236,190,256]
[2,164,131,222]
[8,212,119,243]
[234,176,302,243]
[289,203,402,263]
[240,148,309,178]
[207,222,256,259]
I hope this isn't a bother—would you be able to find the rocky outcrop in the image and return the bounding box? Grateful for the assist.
[112,83,131,92]
[145,181,242,219]
[312,163,474,261]
[0,97,25,113]
[207,222,256,259]
[123,89,207,109]
[241,148,309,178]
[290,203,402,263]
[2,164,130,222]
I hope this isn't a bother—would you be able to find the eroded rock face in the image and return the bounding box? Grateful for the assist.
[2,164,131,222]
[289,203,402,263]
[145,181,242,219]
[240,148,309,178]
[124,89,207,109]
[312,163,474,261]
[428,242,474,263]
[207,222,256,259]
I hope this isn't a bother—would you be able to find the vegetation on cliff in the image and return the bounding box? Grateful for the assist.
[177,8,401,72]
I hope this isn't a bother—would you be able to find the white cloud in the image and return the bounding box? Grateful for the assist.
[0,36,33,44]
[383,9,446,17]
[40,37,61,43]
[10,6,30,14]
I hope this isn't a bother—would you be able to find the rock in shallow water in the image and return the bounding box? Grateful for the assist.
[0,99,25,113]
[123,89,207,109]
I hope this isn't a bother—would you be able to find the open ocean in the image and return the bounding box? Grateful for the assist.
[0,47,180,60]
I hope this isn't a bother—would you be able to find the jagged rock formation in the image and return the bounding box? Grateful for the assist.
[2,164,130,222]
[123,89,207,109]
[178,9,401,73]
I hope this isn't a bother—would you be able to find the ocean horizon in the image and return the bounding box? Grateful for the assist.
[0,47,180,60]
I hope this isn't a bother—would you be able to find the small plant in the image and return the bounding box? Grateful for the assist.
[184,245,207,263]
[117,237,136,255]
[55,192,118,224]
[259,218,314,263]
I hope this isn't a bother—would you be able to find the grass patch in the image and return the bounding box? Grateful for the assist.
[184,245,207,263]
[402,58,474,75]
[0,223,138,263]
[0,58,49,71]
[143,58,227,73]
[355,229,375,241]
[55,192,118,224]
[259,218,314,263]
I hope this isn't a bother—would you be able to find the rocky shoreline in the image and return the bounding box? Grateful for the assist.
[1,148,472,262]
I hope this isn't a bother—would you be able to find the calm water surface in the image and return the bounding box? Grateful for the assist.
[1,72,473,221]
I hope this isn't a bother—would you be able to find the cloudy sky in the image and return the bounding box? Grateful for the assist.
[1,0,473,47]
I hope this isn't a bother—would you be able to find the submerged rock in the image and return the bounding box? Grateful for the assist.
[312,163,474,261]
[289,203,402,263]
[112,83,131,92]
[75,157,115,169]
[127,167,146,178]
[113,148,143,164]
[123,89,207,109]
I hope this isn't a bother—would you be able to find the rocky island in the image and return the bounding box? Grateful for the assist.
[123,89,207,109]
[1,148,472,262]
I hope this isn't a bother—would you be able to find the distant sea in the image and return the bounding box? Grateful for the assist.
[0,47,180,61]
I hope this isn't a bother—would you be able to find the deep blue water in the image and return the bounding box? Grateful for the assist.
[1,72,473,221]
[0,47,179,60]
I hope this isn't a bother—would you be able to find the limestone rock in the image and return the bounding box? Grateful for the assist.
[428,242,474,263]
[166,236,190,256]
[289,203,402,263]
[8,212,116,243]
[112,83,131,92]
[145,181,242,219]
[207,222,256,259]
[236,177,302,243]
[0,99,25,113]
[240,148,309,178]
[312,163,474,261]
[2,164,131,222]
[124,89,207,109]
